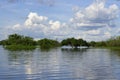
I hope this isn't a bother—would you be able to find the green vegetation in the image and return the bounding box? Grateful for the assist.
[38,38,60,49]
[0,34,60,50]
[0,33,120,50]
[4,45,36,51]
[89,36,120,49]
[0,34,36,46]
[0,34,36,50]
[61,38,89,48]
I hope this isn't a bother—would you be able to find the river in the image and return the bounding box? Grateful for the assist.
[0,46,120,80]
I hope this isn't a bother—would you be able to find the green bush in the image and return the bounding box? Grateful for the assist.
[4,45,36,51]
[38,38,60,49]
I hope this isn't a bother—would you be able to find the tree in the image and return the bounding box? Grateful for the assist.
[38,38,60,49]
[0,34,36,46]
[61,38,89,48]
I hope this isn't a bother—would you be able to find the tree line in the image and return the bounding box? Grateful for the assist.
[90,36,120,47]
[0,33,120,50]
[0,34,89,50]
[0,34,60,50]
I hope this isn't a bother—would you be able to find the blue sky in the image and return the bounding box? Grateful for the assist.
[0,0,120,41]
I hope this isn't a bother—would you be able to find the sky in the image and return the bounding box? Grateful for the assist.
[0,0,120,41]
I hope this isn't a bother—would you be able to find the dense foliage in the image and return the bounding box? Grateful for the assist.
[61,38,89,48]
[0,34,36,50]
[0,34,60,50]
[0,34,120,50]
[5,45,36,51]
[0,34,36,46]
[89,36,120,48]
[38,38,60,49]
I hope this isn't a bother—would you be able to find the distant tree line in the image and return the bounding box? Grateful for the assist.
[0,34,120,50]
[0,34,60,50]
[0,34,89,50]
[61,36,120,48]
[89,36,120,47]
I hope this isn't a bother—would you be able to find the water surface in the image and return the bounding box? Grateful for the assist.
[0,46,120,80]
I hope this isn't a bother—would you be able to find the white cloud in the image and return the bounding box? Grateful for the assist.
[0,0,119,41]
[49,20,61,30]
[86,30,100,35]
[104,32,111,37]
[12,24,21,30]
[24,12,48,26]
[70,1,119,30]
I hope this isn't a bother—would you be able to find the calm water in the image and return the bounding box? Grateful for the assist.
[0,46,120,80]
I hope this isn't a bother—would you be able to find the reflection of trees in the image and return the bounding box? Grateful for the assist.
[60,48,89,78]
[110,49,120,58]
[8,51,33,65]
[61,48,88,60]
[61,48,88,53]
[40,47,59,52]
[7,50,38,76]
[7,48,61,76]
[61,48,89,63]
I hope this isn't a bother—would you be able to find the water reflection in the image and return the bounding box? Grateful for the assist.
[61,48,88,79]
[7,50,33,65]
[6,50,35,79]
[1,47,120,80]
[61,48,88,63]
[111,50,120,57]
[61,48,88,52]
[110,50,120,80]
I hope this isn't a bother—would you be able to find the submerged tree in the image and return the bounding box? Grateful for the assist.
[61,38,89,48]
[0,34,36,50]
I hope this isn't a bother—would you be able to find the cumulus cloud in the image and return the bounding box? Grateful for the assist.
[0,0,119,41]
[49,20,61,30]
[7,12,69,40]
[85,30,100,35]
[70,1,119,30]
[12,24,21,30]
[24,12,62,32]
[25,12,48,26]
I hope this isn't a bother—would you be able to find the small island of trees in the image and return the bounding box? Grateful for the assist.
[61,38,89,48]
[0,33,120,50]
[0,34,36,50]
[0,34,60,50]
[38,38,60,49]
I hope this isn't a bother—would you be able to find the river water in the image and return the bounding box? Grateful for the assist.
[0,46,120,80]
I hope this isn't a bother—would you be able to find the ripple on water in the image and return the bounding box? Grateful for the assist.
[0,48,120,80]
